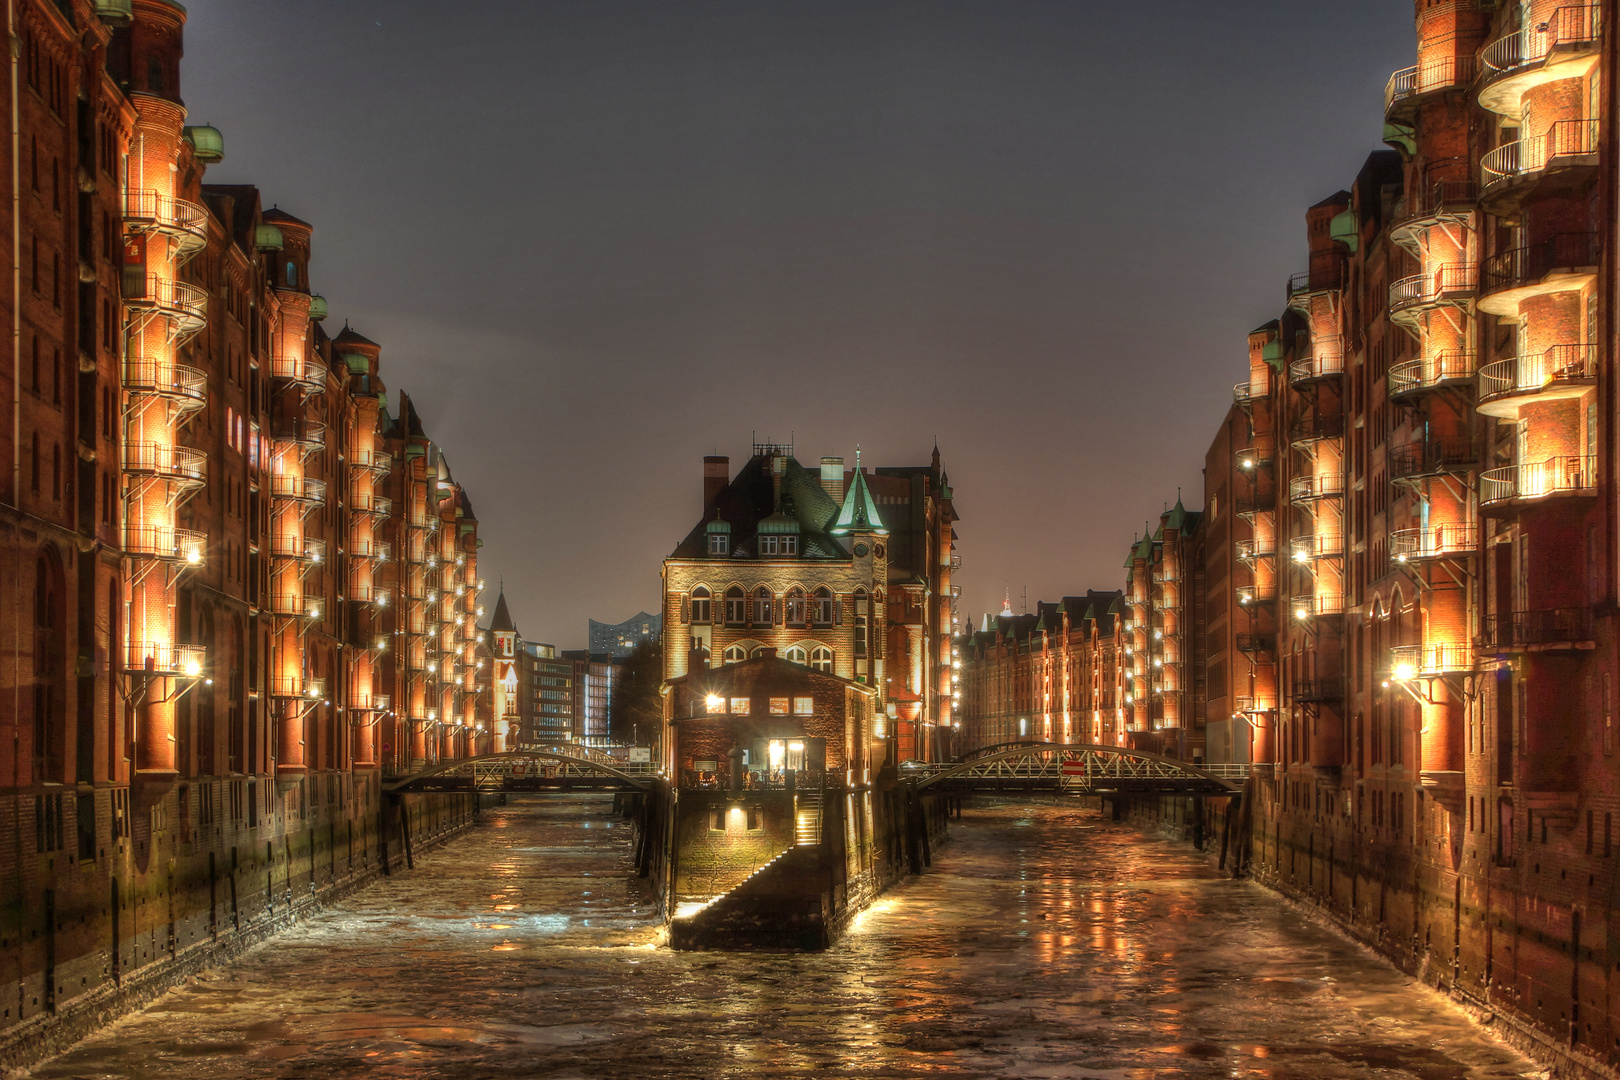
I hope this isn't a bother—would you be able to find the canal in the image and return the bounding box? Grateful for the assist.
[31,796,1534,1079]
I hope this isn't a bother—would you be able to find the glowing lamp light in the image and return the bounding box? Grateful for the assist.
[1393,663,1417,681]
[204,678,213,686]
[1294,607,1310,621]
[1239,595,1250,606]
[186,548,202,565]
[1293,551,1308,563]
[1396,554,1408,563]
[184,658,202,677]
[1241,458,1255,469]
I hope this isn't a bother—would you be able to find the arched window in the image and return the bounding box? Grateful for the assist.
[785,587,806,627]
[785,645,807,665]
[691,586,712,624]
[724,586,745,625]
[813,586,833,626]
[753,586,772,625]
[853,587,869,658]
[810,646,834,673]
[723,644,747,664]
[285,261,298,287]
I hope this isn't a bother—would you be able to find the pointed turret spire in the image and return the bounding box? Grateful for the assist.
[489,588,517,634]
[830,447,887,536]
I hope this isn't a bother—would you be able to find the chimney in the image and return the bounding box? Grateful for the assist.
[821,457,845,506]
[688,642,710,671]
[703,456,729,509]
[757,646,778,660]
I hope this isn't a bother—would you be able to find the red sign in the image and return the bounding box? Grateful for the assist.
[1060,760,1087,776]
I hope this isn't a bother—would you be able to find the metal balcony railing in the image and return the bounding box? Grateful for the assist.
[1236,538,1274,561]
[1290,413,1345,444]
[124,442,206,485]
[268,593,324,620]
[1234,695,1277,714]
[123,356,207,410]
[351,538,391,561]
[125,274,208,330]
[1481,7,1601,79]
[349,583,391,605]
[1479,455,1596,507]
[1478,344,1596,407]
[1391,179,1479,228]
[125,641,206,677]
[1292,678,1344,702]
[1389,263,1477,314]
[1481,606,1594,649]
[1384,55,1478,113]
[269,474,327,505]
[1388,350,1476,397]
[1482,232,1600,296]
[123,190,208,254]
[1235,448,1272,473]
[269,535,325,562]
[270,354,329,392]
[351,448,394,473]
[1291,594,1345,618]
[269,675,327,699]
[1389,642,1472,678]
[1391,523,1474,563]
[1287,266,1344,301]
[1289,534,1342,562]
[1389,438,1476,482]
[1234,633,1274,654]
[1289,348,1344,385]
[1289,474,1345,502]
[123,523,206,564]
[351,492,393,517]
[1235,585,1275,607]
[272,417,327,452]
[1482,120,1600,192]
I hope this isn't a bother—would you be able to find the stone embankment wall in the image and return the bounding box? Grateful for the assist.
[1112,783,1620,1080]
[0,783,477,1073]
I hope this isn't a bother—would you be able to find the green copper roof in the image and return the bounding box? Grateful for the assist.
[706,517,731,534]
[1165,497,1189,532]
[830,463,887,536]
[757,510,801,534]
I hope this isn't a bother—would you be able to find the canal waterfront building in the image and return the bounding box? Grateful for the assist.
[0,0,485,1059]
[955,592,1128,751]
[587,610,661,657]
[953,3,1620,1070]
[661,441,958,764]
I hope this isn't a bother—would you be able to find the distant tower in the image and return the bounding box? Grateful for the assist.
[489,589,519,754]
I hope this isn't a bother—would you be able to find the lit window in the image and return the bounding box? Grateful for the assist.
[690,586,711,623]
[781,536,798,555]
[770,697,789,715]
[785,588,806,626]
[760,535,778,556]
[813,587,833,625]
[730,697,750,715]
[811,646,833,673]
[725,587,745,624]
[793,697,813,715]
[753,586,771,624]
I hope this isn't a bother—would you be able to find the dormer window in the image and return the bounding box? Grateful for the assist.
[759,535,798,556]
[708,533,728,555]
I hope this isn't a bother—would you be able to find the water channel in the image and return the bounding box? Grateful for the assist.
[31,797,1538,1079]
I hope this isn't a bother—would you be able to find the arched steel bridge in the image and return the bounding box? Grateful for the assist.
[905,744,1248,794]
[384,749,656,795]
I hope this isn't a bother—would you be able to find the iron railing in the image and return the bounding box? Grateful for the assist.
[1388,350,1476,396]
[1389,438,1477,481]
[1389,263,1478,313]
[1391,523,1475,562]
[1481,7,1601,78]
[1483,232,1600,295]
[125,641,206,677]
[1479,455,1596,507]
[1384,55,1479,112]
[1482,607,1593,649]
[1389,642,1472,677]
[1482,120,1600,190]
[1290,474,1345,502]
[123,524,206,563]
[1477,343,1596,405]
[124,442,206,484]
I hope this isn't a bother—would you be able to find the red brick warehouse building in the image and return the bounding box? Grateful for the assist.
[0,0,489,1053]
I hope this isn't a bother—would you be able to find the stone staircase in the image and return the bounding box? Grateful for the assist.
[669,845,833,951]
[795,789,823,846]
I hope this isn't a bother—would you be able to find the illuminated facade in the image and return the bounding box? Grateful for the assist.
[661,442,957,763]
[955,592,1128,751]
[0,0,486,1052]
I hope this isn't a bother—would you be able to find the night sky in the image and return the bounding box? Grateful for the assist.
[183,1,1414,647]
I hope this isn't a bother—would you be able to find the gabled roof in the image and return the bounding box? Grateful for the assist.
[831,463,887,536]
[333,325,379,348]
[261,206,312,229]
[669,455,846,560]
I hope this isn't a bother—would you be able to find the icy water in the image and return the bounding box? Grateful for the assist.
[33,797,1538,1080]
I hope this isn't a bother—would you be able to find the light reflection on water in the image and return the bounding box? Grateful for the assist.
[29,796,1535,1080]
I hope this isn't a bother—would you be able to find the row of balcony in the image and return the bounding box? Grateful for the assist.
[125,357,207,413]
[270,355,330,394]
[124,189,208,257]
[1385,8,1599,120]
[125,274,208,337]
